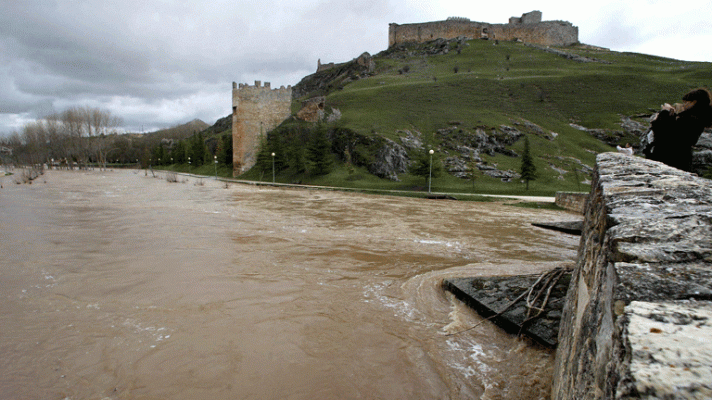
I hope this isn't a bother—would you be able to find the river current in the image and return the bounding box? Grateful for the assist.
[0,170,579,399]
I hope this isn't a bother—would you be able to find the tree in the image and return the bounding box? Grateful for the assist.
[171,140,186,164]
[410,148,442,186]
[188,132,205,166]
[307,125,333,175]
[10,106,121,169]
[216,133,232,166]
[519,136,537,190]
[466,159,479,192]
[255,135,272,176]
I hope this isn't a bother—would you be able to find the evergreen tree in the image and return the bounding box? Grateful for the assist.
[152,145,165,165]
[410,148,442,186]
[255,135,273,175]
[287,144,307,173]
[307,125,333,175]
[216,134,232,166]
[467,159,479,191]
[188,132,205,166]
[519,136,537,190]
[284,126,309,173]
[171,140,186,164]
[203,143,213,167]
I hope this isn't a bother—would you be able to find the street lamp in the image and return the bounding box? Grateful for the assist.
[428,149,434,194]
[214,155,218,179]
[188,156,191,174]
[271,152,275,183]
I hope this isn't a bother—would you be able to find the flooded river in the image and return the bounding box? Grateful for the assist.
[0,170,579,399]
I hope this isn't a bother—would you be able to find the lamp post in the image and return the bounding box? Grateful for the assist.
[188,156,191,174]
[428,149,434,193]
[214,155,218,179]
[271,152,275,183]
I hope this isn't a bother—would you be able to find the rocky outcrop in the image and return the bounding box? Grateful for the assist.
[296,97,325,122]
[433,121,558,180]
[292,53,375,99]
[381,37,471,59]
[368,137,409,181]
[552,153,712,399]
[692,132,712,176]
[525,43,612,64]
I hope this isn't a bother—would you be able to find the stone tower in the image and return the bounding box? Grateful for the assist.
[232,81,292,176]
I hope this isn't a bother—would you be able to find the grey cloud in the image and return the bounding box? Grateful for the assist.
[3,0,707,137]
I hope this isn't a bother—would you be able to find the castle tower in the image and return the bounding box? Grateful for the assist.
[232,81,292,176]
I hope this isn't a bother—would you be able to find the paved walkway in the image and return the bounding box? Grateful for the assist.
[166,170,556,203]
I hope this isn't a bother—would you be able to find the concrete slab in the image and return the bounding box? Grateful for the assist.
[531,220,583,235]
[443,269,571,347]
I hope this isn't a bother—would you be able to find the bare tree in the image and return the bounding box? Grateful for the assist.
[10,106,123,170]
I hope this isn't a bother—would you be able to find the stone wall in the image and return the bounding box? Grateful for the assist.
[388,11,578,48]
[232,81,292,176]
[554,191,588,214]
[552,153,712,399]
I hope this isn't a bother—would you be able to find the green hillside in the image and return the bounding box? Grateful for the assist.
[252,39,712,196]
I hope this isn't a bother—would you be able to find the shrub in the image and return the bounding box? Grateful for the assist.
[166,171,178,183]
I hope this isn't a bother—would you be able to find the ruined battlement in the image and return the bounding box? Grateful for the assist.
[233,80,292,92]
[389,11,578,48]
[232,80,292,176]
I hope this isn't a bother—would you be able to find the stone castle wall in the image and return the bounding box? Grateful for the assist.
[232,81,292,176]
[389,11,578,48]
[552,153,712,399]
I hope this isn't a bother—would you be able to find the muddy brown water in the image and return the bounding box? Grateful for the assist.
[0,170,579,399]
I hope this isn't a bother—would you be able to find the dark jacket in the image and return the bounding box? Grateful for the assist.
[647,102,712,171]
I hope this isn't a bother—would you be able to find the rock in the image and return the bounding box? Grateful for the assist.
[434,125,522,179]
[513,119,557,141]
[620,116,648,139]
[693,149,712,175]
[368,137,409,181]
[695,132,712,150]
[292,53,375,99]
[296,96,325,122]
[398,130,424,150]
[478,165,520,180]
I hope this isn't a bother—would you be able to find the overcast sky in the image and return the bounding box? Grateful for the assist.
[1,0,711,137]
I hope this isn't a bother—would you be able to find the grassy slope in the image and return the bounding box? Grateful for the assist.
[248,40,712,196]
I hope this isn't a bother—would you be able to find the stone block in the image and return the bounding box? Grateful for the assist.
[615,301,712,398]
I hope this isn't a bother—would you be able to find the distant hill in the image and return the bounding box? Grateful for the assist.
[198,115,231,137]
[147,118,210,140]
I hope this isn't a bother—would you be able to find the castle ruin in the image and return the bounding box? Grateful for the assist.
[232,81,292,176]
[389,11,578,48]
